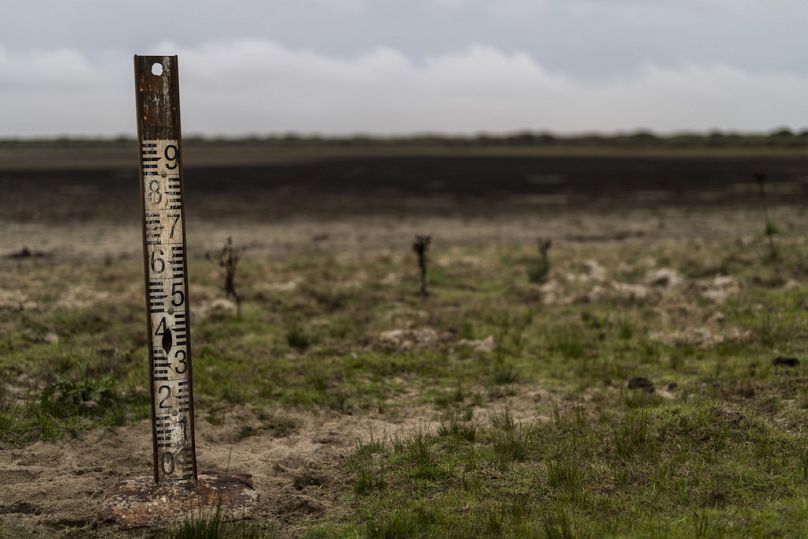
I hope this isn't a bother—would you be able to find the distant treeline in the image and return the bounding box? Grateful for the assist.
[3,128,808,148]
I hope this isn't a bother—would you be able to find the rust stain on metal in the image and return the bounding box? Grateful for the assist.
[135,56,180,141]
[100,472,258,529]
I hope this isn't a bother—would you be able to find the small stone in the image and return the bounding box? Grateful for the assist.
[644,268,683,289]
[582,260,608,282]
[475,335,496,353]
[627,377,655,393]
[412,328,439,345]
[539,279,567,305]
[701,275,739,304]
[207,298,238,318]
[458,335,496,354]
[263,278,302,292]
[612,282,652,301]
[773,356,800,368]
[782,279,801,291]
[378,328,438,350]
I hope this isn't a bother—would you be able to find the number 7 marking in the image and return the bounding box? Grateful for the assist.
[169,213,181,239]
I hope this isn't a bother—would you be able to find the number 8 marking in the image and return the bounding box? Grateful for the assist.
[148,179,162,205]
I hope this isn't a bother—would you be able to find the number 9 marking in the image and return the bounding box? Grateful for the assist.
[165,144,179,170]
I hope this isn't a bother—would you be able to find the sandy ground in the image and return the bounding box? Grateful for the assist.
[0,389,546,537]
[2,204,804,262]
[2,202,807,536]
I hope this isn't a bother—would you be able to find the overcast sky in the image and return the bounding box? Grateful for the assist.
[2,0,808,137]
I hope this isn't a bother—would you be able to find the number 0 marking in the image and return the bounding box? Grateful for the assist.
[161,452,175,475]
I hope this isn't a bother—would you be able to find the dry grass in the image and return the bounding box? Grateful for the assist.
[2,207,808,536]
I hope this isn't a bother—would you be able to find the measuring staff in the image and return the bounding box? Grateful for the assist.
[134,56,197,484]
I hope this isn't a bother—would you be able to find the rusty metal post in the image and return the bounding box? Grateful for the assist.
[134,55,197,484]
[98,56,257,527]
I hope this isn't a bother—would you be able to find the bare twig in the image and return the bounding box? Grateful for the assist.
[528,238,553,283]
[753,171,778,261]
[412,235,431,297]
[211,237,244,315]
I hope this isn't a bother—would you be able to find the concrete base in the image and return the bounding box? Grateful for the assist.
[99,472,258,529]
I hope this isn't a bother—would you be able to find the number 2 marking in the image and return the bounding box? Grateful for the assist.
[158,385,171,408]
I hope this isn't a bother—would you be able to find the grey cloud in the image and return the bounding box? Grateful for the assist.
[2,40,807,137]
[2,0,808,77]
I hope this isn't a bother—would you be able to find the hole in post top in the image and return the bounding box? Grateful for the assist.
[151,62,164,76]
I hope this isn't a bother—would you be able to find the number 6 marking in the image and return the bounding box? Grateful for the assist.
[151,249,165,273]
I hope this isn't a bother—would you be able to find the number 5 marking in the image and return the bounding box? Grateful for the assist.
[171,281,184,306]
